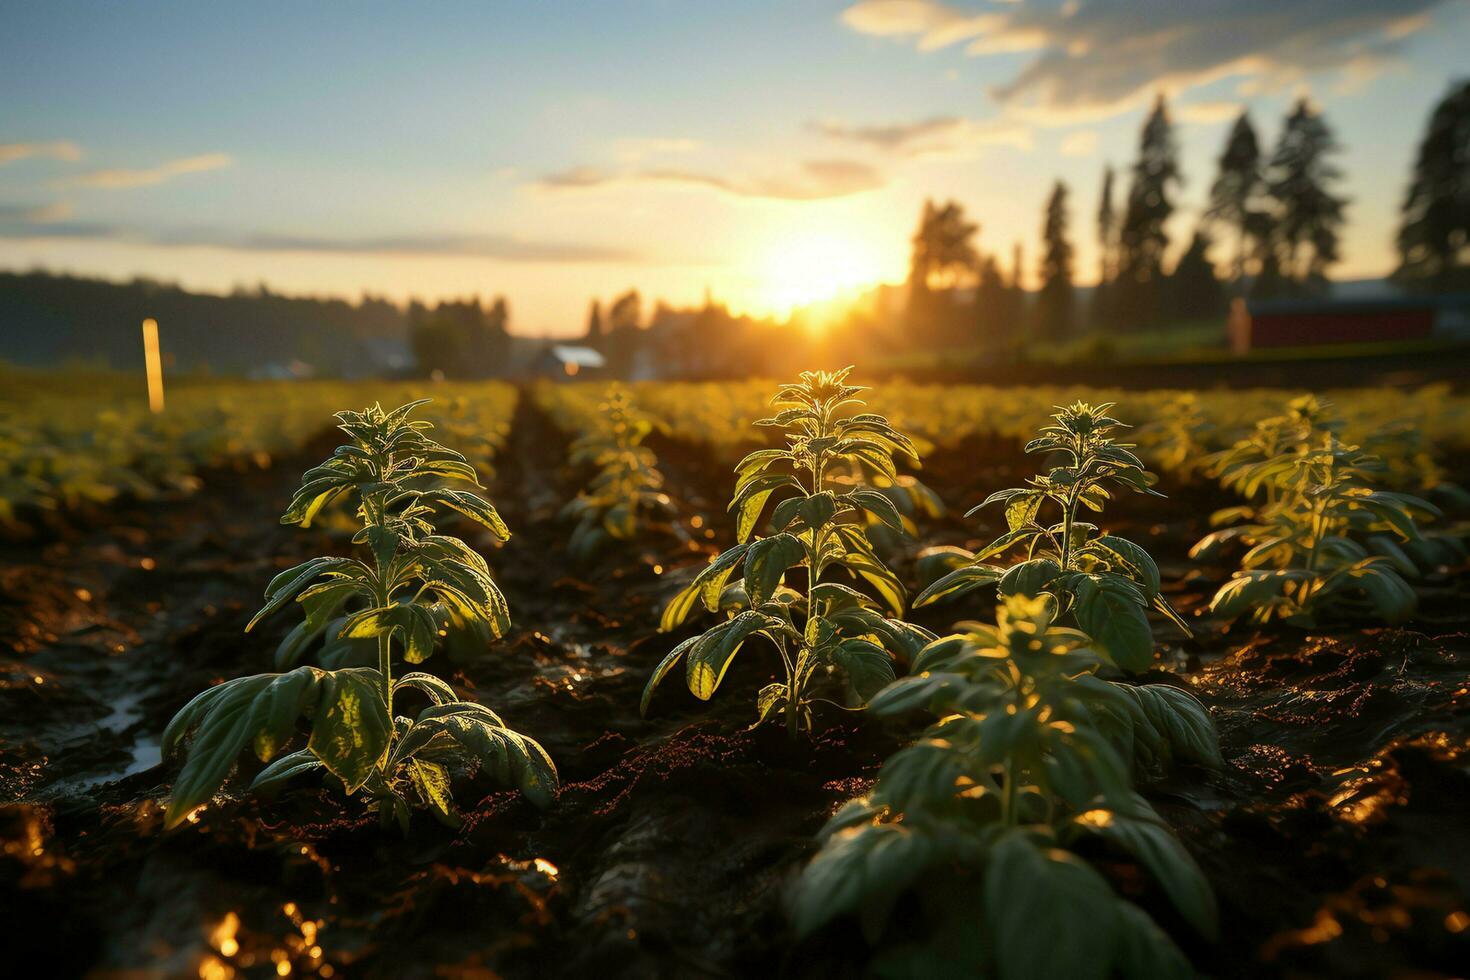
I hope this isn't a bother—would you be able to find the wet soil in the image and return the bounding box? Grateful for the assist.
[2,397,1468,979]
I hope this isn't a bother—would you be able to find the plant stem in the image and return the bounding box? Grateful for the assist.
[378,632,393,724]
[1001,757,1017,826]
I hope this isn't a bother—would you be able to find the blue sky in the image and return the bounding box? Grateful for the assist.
[2,1,1467,335]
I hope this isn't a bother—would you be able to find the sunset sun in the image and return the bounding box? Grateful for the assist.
[746,230,891,320]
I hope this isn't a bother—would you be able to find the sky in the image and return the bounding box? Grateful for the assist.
[2,0,1467,336]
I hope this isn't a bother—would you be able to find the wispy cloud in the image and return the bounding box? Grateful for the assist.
[841,0,1005,51]
[841,0,1450,120]
[0,214,637,263]
[0,141,83,166]
[811,115,1031,158]
[65,152,233,189]
[537,158,886,201]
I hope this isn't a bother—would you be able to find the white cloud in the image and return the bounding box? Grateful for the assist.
[537,158,887,201]
[66,152,233,189]
[840,0,1450,121]
[811,115,1032,157]
[0,215,637,263]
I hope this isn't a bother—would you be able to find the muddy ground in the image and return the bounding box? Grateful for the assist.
[1,395,1467,979]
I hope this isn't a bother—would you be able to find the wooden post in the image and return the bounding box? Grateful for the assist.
[142,318,165,413]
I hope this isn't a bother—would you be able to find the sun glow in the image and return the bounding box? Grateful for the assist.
[739,231,892,321]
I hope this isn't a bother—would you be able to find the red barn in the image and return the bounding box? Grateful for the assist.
[1232,293,1470,353]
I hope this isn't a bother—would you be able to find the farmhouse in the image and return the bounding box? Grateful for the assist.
[1231,291,1470,352]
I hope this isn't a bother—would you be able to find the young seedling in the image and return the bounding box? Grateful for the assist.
[1196,433,1431,626]
[643,368,934,737]
[162,400,557,830]
[915,402,1189,672]
[560,385,675,561]
[792,595,1219,978]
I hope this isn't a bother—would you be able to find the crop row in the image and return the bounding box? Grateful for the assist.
[0,377,517,524]
[152,371,1467,977]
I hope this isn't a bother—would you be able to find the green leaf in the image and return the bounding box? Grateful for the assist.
[426,488,511,542]
[751,682,788,729]
[998,557,1061,598]
[640,636,699,716]
[790,491,839,532]
[984,834,1119,980]
[791,824,939,938]
[1076,811,1217,941]
[1117,683,1222,769]
[866,670,965,717]
[1005,490,1045,531]
[165,675,279,828]
[1113,900,1195,980]
[740,533,803,605]
[246,667,330,763]
[913,564,1003,607]
[1085,534,1161,597]
[833,638,896,704]
[686,610,773,700]
[729,474,803,542]
[1209,569,1298,619]
[401,709,558,807]
[872,739,963,811]
[163,666,385,828]
[1344,560,1417,623]
[408,757,456,821]
[249,748,324,795]
[1072,574,1154,672]
[848,488,906,532]
[393,672,458,706]
[248,557,361,632]
[659,543,751,631]
[282,472,355,526]
[307,668,392,794]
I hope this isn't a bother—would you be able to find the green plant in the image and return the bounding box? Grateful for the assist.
[1135,392,1215,483]
[915,402,1189,671]
[560,385,675,561]
[792,594,1219,979]
[643,368,934,737]
[162,401,556,830]
[828,427,945,553]
[1194,433,1431,625]
[1205,394,1337,514]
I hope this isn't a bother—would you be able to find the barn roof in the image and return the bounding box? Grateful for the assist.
[547,344,606,368]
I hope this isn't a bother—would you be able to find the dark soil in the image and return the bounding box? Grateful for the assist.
[2,394,1467,979]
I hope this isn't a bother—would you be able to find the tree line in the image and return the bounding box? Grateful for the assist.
[906,78,1470,345]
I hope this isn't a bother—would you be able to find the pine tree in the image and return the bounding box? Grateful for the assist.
[1116,95,1181,328]
[1165,228,1226,322]
[1092,165,1117,328]
[908,199,980,346]
[584,300,604,347]
[1266,98,1347,293]
[1395,80,1470,290]
[1036,181,1075,340]
[1206,111,1265,283]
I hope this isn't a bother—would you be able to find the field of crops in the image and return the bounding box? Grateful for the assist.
[3,370,1467,978]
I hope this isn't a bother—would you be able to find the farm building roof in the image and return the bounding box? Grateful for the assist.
[547,344,606,368]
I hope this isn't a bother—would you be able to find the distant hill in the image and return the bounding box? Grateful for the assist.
[0,270,410,376]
